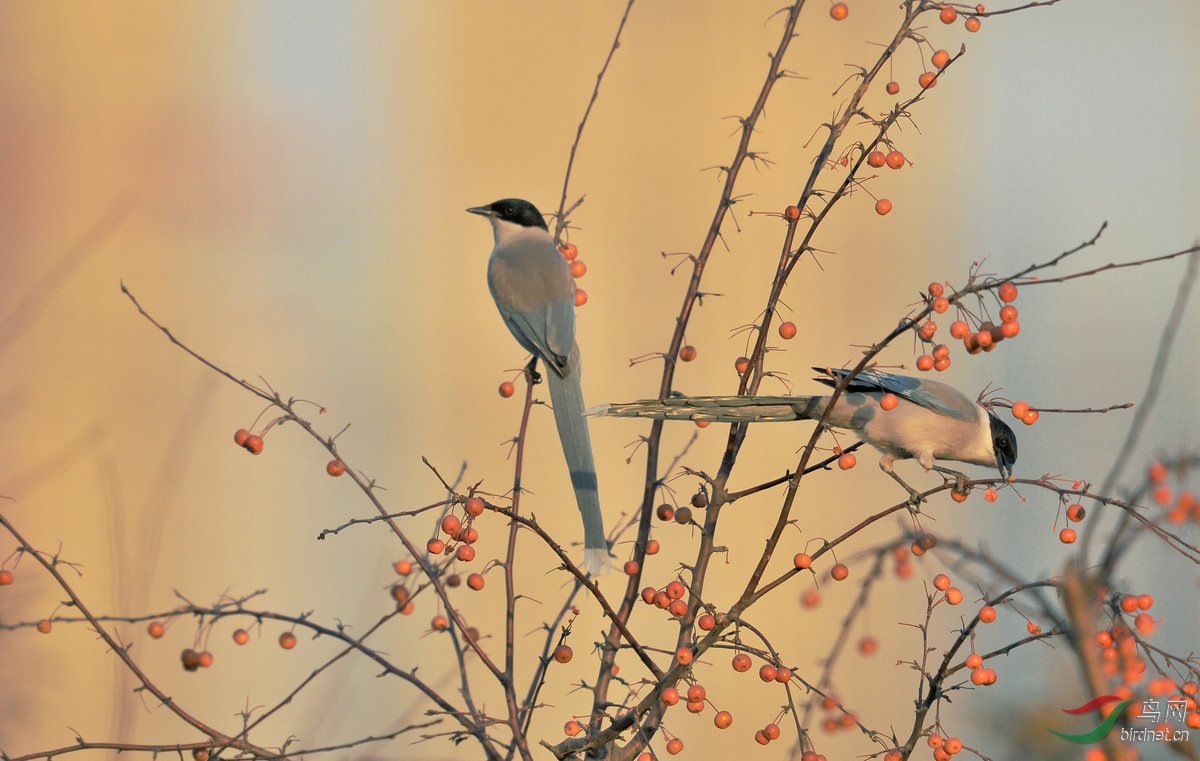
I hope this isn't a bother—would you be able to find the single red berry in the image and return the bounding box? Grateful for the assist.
[946,587,963,604]
[467,573,485,591]
[886,81,900,95]
[932,297,949,313]
[646,539,660,555]
[243,435,264,455]
[950,320,969,339]
[785,205,801,221]
[885,150,905,169]
[779,321,798,340]
[0,570,13,586]
[147,620,165,638]
[794,552,812,570]
[666,738,684,755]
[733,653,753,672]
[875,198,893,215]
[759,664,777,682]
[554,644,573,663]
[880,393,898,411]
[426,538,445,554]
[570,260,587,278]
[441,515,462,536]
[931,49,950,69]
[675,646,694,665]
[499,381,515,398]
[233,628,250,645]
[831,563,849,581]
[1067,504,1086,522]
[624,560,640,575]
[940,6,958,23]
[464,497,485,516]
[661,687,680,705]
[979,605,997,623]
[933,573,951,591]
[998,282,1018,302]
[867,150,886,168]
[1011,400,1029,419]
[559,242,578,261]
[574,289,588,307]
[715,710,733,729]
[198,651,213,668]
[830,2,848,20]
[564,720,582,737]
[919,71,937,88]
[656,503,675,521]
[916,355,935,372]
[698,613,716,630]
[456,545,476,562]
[279,631,297,650]
[679,346,697,362]
[234,429,250,446]
[965,16,981,32]
[641,586,657,605]
[838,452,857,470]
[326,460,345,477]
[1022,409,1039,425]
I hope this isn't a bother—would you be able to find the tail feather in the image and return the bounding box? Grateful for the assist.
[547,350,610,576]
[589,395,823,423]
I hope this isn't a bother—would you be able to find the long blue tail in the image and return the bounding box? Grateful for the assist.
[546,348,609,575]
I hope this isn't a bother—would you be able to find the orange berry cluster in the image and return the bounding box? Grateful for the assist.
[927,733,966,759]
[1147,461,1199,524]
[817,694,858,737]
[233,428,264,455]
[557,241,589,307]
[914,281,1021,375]
[426,496,487,569]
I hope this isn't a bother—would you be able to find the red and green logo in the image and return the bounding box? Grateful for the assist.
[1049,695,1133,744]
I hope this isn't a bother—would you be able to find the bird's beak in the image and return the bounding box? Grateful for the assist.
[997,454,1013,482]
[466,205,494,217]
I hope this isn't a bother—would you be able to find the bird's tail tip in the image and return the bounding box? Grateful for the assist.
[583,403,611,417]
[583,548,612,576]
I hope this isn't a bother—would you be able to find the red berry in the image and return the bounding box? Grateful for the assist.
[441,515,462,536]
[326,460,345,477]
[698,613,716,630]
[640,586,657,605]
[564,720,582,737]
[243,435,263,455]
[679,346,697,362]
[885,150,905,169]
[646,539,660,555]
[427,538,445,554]
[779,321,798,340]
[933,573,951,591]
[735,356,751,374]
[656,503,675,522]
[733,653,753,672]
[785,205,801,221]
[945,587,963,605]
[932,297,949,313]
[715,710,733,729]
[279,631,297,650]
[794,552,812,570]
[499,381,515,398]
[875,198,893,215]
[570,260,587,278]
[666,739,684,755]
[940,6,958,23]
[775,667,793,683]
[624,560,640,575]
[838,452,856,470]
[467,573,485,591]
[965,16,981,32]
[759,664,777,682]
[456,545,476,562]
[675,647,694,665]
[0,570,12,586]
[950,320,969,339]
[554,644,573,663]
[830,2,848,20]
[574,289,588,307]
[831,563,849,581]
[880,393,898,411]
[858,636,878,655]
[1022,409,1039,425]
[916,355,935,372]
[147,620,165,638]
[919,71,937,88]
[234,429,250,446]
[867,150,886,168]
[559,242,578,261]
[998,282,1018,302]
[464,497,485,516]
[931,50,950,69]
[979,605,997,623]
[886,81,900,95]
[661,687,680,705]
[687,684,706,702]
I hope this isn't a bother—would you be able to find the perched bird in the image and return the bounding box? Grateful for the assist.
[590,367,1017,503]
[468,198,609,575]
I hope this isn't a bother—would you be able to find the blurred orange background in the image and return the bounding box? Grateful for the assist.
[1,2,1197,759]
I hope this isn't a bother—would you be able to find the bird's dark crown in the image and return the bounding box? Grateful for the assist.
[988,411,1018,471]
[477,198,548,230]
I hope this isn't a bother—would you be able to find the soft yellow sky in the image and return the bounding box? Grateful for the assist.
[1,2,1197,759]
